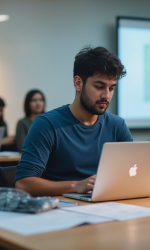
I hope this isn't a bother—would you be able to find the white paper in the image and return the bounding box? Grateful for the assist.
[1,202,150,235]
[61,202,150,221]
[0,209,112,235]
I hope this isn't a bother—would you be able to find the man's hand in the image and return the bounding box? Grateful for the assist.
[73,175,96,194]
[15,175,97,197]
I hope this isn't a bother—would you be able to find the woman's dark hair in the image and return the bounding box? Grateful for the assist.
[73,46,126,85]
[24,90,45,117]
[0,98,5,126]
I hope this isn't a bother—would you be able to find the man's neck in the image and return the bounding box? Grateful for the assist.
[69,101,98,126]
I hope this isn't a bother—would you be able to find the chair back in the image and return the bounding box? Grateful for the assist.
[0,166,17,188]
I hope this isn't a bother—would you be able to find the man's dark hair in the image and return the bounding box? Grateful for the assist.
[73,46,126,84]
[24,89,45,117]
[0,98,5,126]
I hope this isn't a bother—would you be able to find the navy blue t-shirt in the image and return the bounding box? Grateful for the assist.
[15,105,133,182]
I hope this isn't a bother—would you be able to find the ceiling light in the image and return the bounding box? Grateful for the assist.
[0,15,10,22]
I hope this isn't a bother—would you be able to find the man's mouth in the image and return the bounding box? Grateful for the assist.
[98,102,107,107]
[96,100,109,108]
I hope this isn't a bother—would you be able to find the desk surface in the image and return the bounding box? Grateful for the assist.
[1,197,150,250]
[0,154,21,162]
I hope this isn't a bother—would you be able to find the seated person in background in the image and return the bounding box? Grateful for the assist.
[0,98,15,151]
[15,90,45,152]
[15,46,133,196]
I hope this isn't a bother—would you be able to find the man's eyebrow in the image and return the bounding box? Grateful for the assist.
[93,80,117,86]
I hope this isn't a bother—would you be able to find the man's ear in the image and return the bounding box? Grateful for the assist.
[74,76,83,92]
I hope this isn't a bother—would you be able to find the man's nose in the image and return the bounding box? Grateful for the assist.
[101,89,110,99]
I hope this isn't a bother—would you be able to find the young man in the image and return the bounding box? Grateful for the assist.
[15,46,133,196]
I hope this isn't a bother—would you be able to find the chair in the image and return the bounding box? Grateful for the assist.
[0,166,17,188]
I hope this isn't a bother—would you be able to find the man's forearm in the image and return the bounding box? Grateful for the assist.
[15,177,77,197]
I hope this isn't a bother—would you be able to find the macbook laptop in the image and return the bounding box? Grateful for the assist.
[63,142,150,202]
[0,127,5,150]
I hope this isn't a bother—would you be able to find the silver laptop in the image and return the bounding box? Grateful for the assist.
[63,142,150,202]
[0,127,5,150]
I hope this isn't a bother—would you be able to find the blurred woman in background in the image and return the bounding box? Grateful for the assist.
[15,89,45,152]
[0,98,15,151]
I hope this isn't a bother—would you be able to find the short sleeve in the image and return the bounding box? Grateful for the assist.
[15,115,55,182]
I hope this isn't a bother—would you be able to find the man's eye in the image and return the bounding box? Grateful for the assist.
[109,88,114,91]
[95,86,103,89]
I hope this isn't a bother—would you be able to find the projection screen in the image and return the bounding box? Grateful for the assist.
[117,17,150,128]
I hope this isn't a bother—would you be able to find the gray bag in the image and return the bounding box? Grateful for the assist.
[0,188,59,213]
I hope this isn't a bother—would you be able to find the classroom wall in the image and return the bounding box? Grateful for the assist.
[0,0,150,140]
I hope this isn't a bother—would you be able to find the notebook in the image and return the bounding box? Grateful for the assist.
[63,142,150,202]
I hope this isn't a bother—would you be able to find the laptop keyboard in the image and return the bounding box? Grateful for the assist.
[80,195,92,198]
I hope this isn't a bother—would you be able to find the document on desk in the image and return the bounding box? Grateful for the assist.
[1,202,150,235]
[0,209,113,236]
[61,202,150,221]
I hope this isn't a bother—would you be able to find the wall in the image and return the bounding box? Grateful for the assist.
[0,0,150,140]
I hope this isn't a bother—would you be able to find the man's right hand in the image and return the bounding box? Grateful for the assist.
[72,175,96,194]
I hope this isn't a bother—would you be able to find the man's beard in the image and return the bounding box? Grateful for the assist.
[80,87,109,115]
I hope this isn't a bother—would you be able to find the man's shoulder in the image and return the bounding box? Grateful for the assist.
[101,112,132,141]
[41,105,69,119]
[102,112,124,124]
[37,104,71,129]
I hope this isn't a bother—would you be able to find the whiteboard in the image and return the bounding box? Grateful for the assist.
[117,17,150,128]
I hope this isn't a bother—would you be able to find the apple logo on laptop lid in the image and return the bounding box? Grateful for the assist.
[129,164,138,177]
